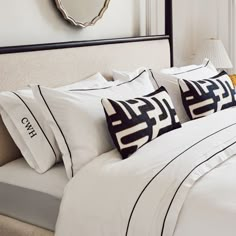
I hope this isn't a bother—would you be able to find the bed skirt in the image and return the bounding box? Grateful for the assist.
[0,215,54,236]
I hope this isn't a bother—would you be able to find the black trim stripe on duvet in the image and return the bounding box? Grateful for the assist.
[161,138,236,236]
[125,121,236,236]
[37,86,74,177]
[12,92,58,162]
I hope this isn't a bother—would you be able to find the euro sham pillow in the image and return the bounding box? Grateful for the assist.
[32,70,155,178]
[160,58,218,79]
[112,67,148,81]
[152,59,218,123]
[0,73,108,173]
[179,71,236,120]
[112,68,159,88]
[113,59,218,124]
[102,87,181,159]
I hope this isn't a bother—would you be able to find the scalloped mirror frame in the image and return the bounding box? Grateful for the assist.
[55,0,110,27]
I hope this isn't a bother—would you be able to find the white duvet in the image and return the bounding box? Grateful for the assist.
[55,108,236,236]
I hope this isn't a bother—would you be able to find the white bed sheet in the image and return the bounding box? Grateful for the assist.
[0,158,68,231]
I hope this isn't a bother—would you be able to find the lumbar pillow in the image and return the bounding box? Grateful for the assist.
[0,73,108,173]
[32,70,155,178]
[101,87,181,159]
[179,71,236,120]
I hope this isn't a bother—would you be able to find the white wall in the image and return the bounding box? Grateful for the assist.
[173,0,231,68]
[173,0,195,66]
[0,0,140,46]
[0,0,233,71]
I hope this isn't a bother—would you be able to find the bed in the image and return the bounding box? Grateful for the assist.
[0,35,172,236]
[1,1,236,235]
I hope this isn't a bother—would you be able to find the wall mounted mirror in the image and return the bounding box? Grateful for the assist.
[55,0,110,27]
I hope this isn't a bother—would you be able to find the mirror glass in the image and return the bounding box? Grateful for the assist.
[55,0,110,27]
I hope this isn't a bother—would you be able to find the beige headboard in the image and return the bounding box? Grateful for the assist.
[0,36,171,166]
[0,37,170,91]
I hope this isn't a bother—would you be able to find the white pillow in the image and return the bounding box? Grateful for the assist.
[0,73,108,173]
[112,68,159,89]
[150,73,189,123]
[152,59,218,123]
[112,59,218,123]
[57,73,108,90]
[31,70,155,178]
[160,58,218,78]
[112,67,147,81]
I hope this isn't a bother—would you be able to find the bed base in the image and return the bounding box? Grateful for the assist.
[0,215,53,236]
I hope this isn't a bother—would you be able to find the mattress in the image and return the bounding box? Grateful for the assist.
[0,158,68,231]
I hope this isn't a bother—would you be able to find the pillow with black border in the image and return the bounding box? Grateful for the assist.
[32,70,155,179]
[112,59,218,124]
[179,71,236,120]
[0,73,108,174]
[102,87,181,159]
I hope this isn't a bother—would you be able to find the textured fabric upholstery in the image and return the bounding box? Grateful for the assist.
[0,40,170,90]
[0,215,54,236]
[0,39,170,167]
[0,117,21,166]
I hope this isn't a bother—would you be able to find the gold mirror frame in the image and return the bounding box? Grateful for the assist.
[55,0,110,27]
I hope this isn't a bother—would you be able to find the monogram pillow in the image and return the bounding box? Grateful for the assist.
[0,89,61,173]
[179,71,236,120]
[102,87,181,159]
[0,73,108,173]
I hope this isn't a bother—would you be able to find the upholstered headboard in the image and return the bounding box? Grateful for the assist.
[0,36,172,166]
[0,37,171,91]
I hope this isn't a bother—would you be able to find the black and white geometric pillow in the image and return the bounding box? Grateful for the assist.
[179,71,236,120]
[101,87,181,159]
